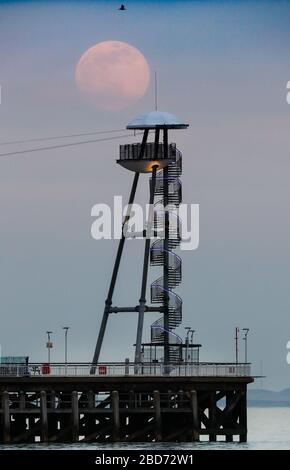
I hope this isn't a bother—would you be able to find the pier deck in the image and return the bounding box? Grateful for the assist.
[0,364,253,443]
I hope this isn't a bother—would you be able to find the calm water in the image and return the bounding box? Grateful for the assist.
[1,408,289,450]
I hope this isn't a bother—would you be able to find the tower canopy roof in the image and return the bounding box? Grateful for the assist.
[127,111,188,130]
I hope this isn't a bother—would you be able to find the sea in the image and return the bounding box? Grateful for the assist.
[0,407,289,450]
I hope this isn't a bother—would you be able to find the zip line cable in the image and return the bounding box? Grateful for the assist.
[0,128,126,146]
[0,132,142,157]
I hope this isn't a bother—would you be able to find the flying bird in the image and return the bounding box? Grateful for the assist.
[118,4,126,10]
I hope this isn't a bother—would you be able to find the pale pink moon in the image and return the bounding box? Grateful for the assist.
[75,40,150,110]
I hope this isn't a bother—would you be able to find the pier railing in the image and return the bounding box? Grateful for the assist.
[0,362,251,377]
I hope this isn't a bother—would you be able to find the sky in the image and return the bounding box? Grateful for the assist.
[0,0,290,390]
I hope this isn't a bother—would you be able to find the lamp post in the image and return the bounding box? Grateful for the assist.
[242,328,250,363]
[63,327,69,371]
[235,327,239,364]
[185,327,190,362]
[189,329,195,363]
[46,331,53,364]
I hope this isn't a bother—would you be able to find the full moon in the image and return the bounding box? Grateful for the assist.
[75,41,150,110]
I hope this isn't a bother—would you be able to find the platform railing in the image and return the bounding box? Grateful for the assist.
[0,362,251,378]
[119,142,177,160]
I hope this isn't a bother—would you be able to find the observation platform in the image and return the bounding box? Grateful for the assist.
[117,142,180,173]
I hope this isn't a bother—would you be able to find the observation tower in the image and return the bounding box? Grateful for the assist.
[92,111,194,368]
[0,111,253,444]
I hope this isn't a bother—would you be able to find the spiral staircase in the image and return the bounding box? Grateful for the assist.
[150,148,183,363]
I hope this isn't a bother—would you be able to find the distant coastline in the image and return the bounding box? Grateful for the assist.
[248,389,290,407]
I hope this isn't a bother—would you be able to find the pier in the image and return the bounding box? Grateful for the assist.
[0,111,254,445]
[0,362,253,443]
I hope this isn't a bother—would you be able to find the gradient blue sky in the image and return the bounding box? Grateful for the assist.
[0,0,290,389]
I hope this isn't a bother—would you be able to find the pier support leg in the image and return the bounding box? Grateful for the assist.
[178,390,184,408]
[40,391,48,442]
[129,390,135,408]
[239,390,247,442]
[153,390,162,442]
[209,392,217,442]
[88,390,94,409]
[50,390,56,410]
[19,391,25,410]
[71,391,79,443]
[111,391,120,442]
[190,390,199,442]
[167,390,172,408]
[2,391,10,443]
[225,392,234,442]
